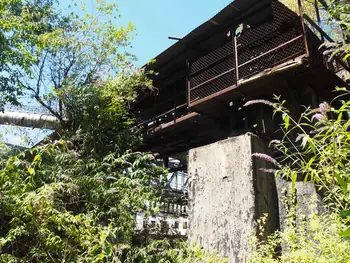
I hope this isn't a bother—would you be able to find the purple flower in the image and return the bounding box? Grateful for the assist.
[312,113,327,122]
[59,185,64,191]
[97,177,104,183]
[319,102,331,115]
[147,169,153,174]
[244,100,275,108]
[252,153,280,167]
[147,154,155,160]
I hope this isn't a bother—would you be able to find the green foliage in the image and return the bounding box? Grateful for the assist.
[248,192,350,263]
[125,240,227,263]
[61,70,151,157]
[280,0,317,18]
[327,0,350,41]
[0,141,165,262]
[260,93,350,212]
[1,0,154,151]
[11,0,154,155]
[246,89,350,262]
[27,0,152,116]
[0,0,63,108]
[320,0,350,58]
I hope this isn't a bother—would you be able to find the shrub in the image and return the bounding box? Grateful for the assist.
[0,141,164,262]
[125,240,228,263]
[246,90,350,262]
[247,90,350,217]
[248,192,350,263]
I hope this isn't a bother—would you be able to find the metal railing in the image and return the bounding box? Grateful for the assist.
[187,1,350,108]
[138,0,350,135]
[188,1,308,106]
[140,103,189,135]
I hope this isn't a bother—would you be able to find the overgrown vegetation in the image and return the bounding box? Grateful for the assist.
[0,0,226,262]
[248,194,350,263]
[246,92,350,262]
[1,0,350,262]
[246,1,350,261]
[0,0,64,108]
[0,143,164,262]
[125,240,227,263]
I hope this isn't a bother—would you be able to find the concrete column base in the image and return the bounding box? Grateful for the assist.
[188,133,279,263]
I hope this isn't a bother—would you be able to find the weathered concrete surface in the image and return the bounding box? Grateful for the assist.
[188,133,279,263]
[276,179,323,232]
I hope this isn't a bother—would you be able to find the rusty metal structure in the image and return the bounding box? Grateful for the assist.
[132,0,349,156]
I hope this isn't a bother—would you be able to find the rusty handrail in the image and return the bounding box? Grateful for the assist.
[238,35,304,68]
[190,34,304,93]
[190,19,300,78]
[139,103,188,129]
[298,0,310,57]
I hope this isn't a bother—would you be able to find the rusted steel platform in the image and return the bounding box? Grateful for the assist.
[133,0,349,155]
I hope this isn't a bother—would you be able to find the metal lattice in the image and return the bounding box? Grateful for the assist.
[237,1,304,80]
[189,1,307,104]
[191,41,234,74]
[190,70,236,103]
[190,41,235,103]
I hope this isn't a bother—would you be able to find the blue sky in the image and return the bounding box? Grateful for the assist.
[1,0,232,147]
[117,0,232,65]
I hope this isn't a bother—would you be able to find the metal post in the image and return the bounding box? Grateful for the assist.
[173,83,177,123]
[186,60,191,108]
[298,0,310,57]
[232,29,239,86]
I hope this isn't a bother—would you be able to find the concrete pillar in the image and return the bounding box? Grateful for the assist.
[188,133,279,263]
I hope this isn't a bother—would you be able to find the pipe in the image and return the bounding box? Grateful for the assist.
[0,111,60,130]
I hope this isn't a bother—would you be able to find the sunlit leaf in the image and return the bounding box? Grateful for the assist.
[340,227,350,237]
